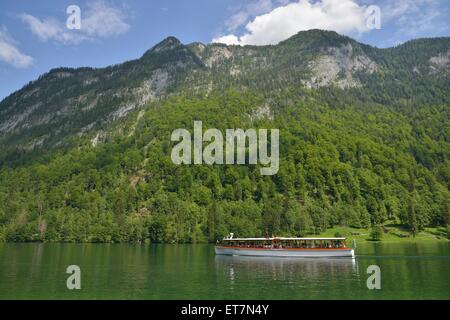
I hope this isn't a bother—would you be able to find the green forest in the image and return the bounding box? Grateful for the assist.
[0,88,448,243]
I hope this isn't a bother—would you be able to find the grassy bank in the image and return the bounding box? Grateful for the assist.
[317,223,449,243]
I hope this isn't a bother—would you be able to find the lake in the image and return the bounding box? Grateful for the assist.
[0,242,448,299]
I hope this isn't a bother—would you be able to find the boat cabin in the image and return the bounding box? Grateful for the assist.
[217,237,348,249]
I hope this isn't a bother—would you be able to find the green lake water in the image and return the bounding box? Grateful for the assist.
[0,242,448,299]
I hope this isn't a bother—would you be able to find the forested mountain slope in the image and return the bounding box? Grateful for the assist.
[0,30,448,242]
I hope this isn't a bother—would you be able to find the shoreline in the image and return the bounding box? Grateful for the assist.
[0,238,448,245]
[1,224,448,244]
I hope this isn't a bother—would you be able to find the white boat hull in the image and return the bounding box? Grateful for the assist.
[215,246,354,258]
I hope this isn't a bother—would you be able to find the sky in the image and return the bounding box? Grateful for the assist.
[0,0,449,100]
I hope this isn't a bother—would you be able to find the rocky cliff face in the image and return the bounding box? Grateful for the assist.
[302,43,379,89]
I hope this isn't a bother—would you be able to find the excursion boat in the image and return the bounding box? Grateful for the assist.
[215,234,355,258]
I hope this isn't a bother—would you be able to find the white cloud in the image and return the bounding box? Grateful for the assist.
[20,14,86,45]
[213,0,371,45]
[381,0,433,20]
[21,0,129,45]
[224,0,275,32]
[381,0,448,37]
[82,1,130,38]
[0,27,33,68]
[213,34,241,45]
[373,0,449,46]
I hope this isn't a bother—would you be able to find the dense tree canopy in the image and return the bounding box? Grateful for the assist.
[0,88,448,242]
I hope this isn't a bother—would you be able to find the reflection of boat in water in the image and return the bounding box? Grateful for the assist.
[215,234,355,258]
[215,254,357,267]
[215,254,358,283]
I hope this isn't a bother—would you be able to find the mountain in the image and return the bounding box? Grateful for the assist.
[0,36,203,160]
[1,30,449,163]
[0,30,449,242]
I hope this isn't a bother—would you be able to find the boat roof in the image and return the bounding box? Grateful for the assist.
[222,237,346,241]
